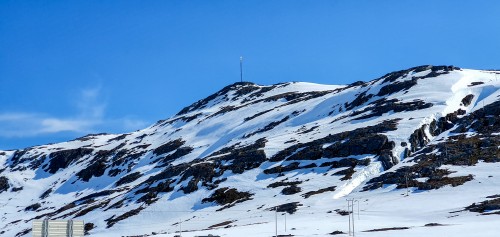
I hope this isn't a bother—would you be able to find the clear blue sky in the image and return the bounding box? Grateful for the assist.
[1,0,499,149]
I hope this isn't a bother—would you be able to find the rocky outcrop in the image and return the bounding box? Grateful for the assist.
[153,139,185,156]
[364,100,499,192]
[46,148,93,174]
[0,176,9,193]
[202,187,253,206]
[270,119,399,169]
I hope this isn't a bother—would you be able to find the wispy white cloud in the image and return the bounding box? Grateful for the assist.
[0,86,148,138]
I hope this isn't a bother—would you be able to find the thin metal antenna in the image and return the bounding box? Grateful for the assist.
[240,56,243,83]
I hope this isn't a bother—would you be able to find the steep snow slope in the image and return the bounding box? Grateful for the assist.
[0,65,499,237]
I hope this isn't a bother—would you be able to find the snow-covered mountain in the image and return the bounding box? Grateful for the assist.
[1,65,499,237]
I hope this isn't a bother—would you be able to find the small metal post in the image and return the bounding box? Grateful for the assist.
[356,200,360,220]
[352,200,355,237]
[405,173,409,196]
[240,56,243,83]
[275,207,278,237]
[347,199,351,236]
[284,212,287,232]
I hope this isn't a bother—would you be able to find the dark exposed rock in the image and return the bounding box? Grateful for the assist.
[153,139,185,156]
[208,220,234,229]
[107,134,129,143]
[424,223,445,227]
[136,192,159,205]
[244,116,290,138]
[297,125,319,134]
[351,99,433,121]
[156,146,194,167]
[465,197,500,214]
[205,105,239,119]
[302,186,336,199]
[75,200,110,218]
[267,180,302,188]
[345,91,373,110]
[409,124,430,152]
[116,172,142,186]
[486,194,500,199]
[180,162,218,194]
[24,203,41,211]
[264,162,300,174]
[202,187,253,206]
[40,188,52,199]
[77,190,120,202]
[378,65,431,83]
[46,148,93,174]
[107,168,122,177]
[281,185,302,195]
[177,82,257,115]
[268,202,303,214]
[209,138,267,175]
[84,223,95,235]
[106,206,145,228]
[376,65,458,97]
[11,187,23,192]
[76,157,107,182]
[15,228,31,237]
[363,227,410,232]
[377,79,418,97]
[468,81,485,87]
[461,94,475,106]
[270,119,399,172]
[333,167,355,181]
[9,149,33,169]
[334,209,350,216]
[244,109,274,121]
[0,176,9,193]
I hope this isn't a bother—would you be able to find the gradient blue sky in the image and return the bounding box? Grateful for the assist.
[1,0,499,149]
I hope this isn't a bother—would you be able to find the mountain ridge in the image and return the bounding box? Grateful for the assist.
[1,65,499,237]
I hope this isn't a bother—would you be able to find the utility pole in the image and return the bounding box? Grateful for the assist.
[347,199,355,236]
[240,56,243,83]
[347,200,351,236]
[179,218,182,237]
[275,207,278,237]
[356,200,360,220]
[284,212,287,233]
[405,173,409,196]
[352,200,355,237]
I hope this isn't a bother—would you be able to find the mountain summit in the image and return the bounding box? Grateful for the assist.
[1,65,499,237]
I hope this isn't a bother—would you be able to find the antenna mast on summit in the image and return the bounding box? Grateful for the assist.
[240,56,243,83]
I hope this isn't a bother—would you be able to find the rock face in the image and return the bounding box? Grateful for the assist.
[0,65,499,237]
[0,176,9,193]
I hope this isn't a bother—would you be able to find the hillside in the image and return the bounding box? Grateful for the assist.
[0,65,499,237]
